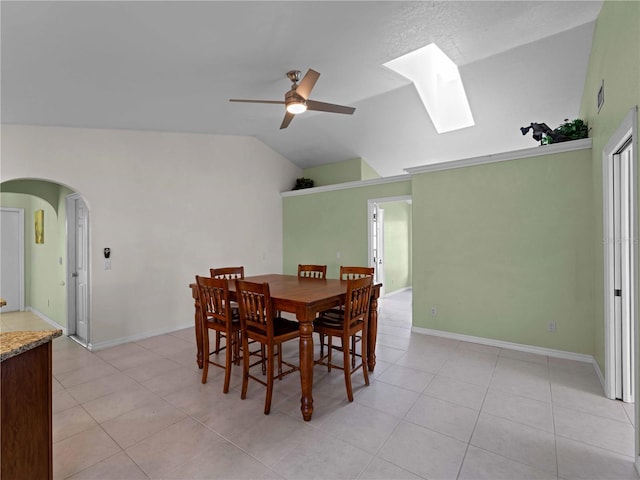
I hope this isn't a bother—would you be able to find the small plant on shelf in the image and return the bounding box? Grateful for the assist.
[520,118,588,145]
[293,177,314,190]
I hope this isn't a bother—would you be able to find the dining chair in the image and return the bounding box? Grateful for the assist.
[210,266,245,280]
[339,265,374,280]
[210,266,267,374]
[314,275,374,401]
[210,267,245,354]
[235,280,300,414]
[318,265,375,357]
[297,264,327,279]
[195,275,241,393]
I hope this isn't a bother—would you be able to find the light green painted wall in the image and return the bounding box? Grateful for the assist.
[379,201,411,294]
[2,179,64,214]
[1,182,71,326]
[302,157,380,187]
[283,181,411,279]
[302,158,362,187]
[361,160,381,181]
[412,149,594,354]
[578,0,640,371]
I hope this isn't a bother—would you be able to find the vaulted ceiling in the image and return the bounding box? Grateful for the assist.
[1,1,603,177]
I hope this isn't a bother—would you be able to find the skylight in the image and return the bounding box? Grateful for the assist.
[384,43,475,133]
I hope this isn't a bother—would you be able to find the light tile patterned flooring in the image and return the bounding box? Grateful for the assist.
[2,290,638,479]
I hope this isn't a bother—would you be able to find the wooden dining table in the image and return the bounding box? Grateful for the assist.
[189,274,381,421]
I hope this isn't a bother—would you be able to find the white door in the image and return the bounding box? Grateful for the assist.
[67,195,90,344]
[613,140,635,403]
[0,208,25,311]
[376,207,385,295]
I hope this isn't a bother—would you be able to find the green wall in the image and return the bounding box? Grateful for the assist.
[412,149,595,354]
[578,0,640,371]
[379,200,412,294]
[361,160,381,181]
[1,181,73,327]
[281,1,640,361]
[283,180,411,279]
[302,158,380,187]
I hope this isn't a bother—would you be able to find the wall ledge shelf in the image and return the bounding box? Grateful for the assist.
[405,138,593,175]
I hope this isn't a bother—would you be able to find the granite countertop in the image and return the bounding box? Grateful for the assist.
[0,329,62,362]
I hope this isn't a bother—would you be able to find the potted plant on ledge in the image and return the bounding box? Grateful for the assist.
[293,177,314,190]
[520,118,588,145]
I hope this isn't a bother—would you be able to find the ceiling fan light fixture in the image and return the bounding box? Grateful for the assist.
[286,100,307,114]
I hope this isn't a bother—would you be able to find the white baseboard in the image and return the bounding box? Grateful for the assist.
[592,357,607,394]
[383,287,412,298]
[412,326,595,364]
[88,322,194,351]
[26,307,67,335]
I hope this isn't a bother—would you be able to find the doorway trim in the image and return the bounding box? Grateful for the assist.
[603,107,638,404]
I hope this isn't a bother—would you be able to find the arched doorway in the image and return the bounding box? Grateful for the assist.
[0,179,90,346]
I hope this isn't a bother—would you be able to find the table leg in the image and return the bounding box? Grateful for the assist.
[367,295,378,372]
[297,308,314,421]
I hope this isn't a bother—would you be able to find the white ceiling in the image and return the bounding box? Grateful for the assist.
[1,1,603,177]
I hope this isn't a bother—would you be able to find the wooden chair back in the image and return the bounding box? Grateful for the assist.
[340,265,374,280]
[297,264,327,279]
[195,276,234,330]
[210,266,245,280]
[235,280,275,342]
[344,275,374,330]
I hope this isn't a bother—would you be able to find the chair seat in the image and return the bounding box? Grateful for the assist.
[206,314,240,329]
[315,316,364,332]
[246,317,299,339]
[273,317,300,337]
[318,308,342,319]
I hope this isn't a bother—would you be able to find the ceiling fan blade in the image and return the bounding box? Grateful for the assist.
[280,111,295,129]
[296,69,320,100]
[306,100,355,115]
[229,99,285,105]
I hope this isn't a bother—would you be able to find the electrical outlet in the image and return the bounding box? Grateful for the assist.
[547,321,556,332]
[431,307,437,316]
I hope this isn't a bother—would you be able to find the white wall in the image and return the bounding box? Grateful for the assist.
[1,125,301,348]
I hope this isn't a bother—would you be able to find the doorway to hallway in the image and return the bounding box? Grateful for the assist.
[368,195,412,299]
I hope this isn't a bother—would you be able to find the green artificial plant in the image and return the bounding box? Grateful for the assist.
[542,118,589,145]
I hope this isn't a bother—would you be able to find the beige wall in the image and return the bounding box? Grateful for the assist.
[1,125,301,348]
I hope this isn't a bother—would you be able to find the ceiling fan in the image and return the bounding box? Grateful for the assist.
[229,69,356,129]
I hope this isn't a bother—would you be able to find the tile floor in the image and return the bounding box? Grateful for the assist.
[2,290,638,479]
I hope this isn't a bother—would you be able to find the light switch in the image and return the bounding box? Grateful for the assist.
[105,260,112,270]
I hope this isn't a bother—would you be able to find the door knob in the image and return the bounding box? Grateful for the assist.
[72,272,78,277]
